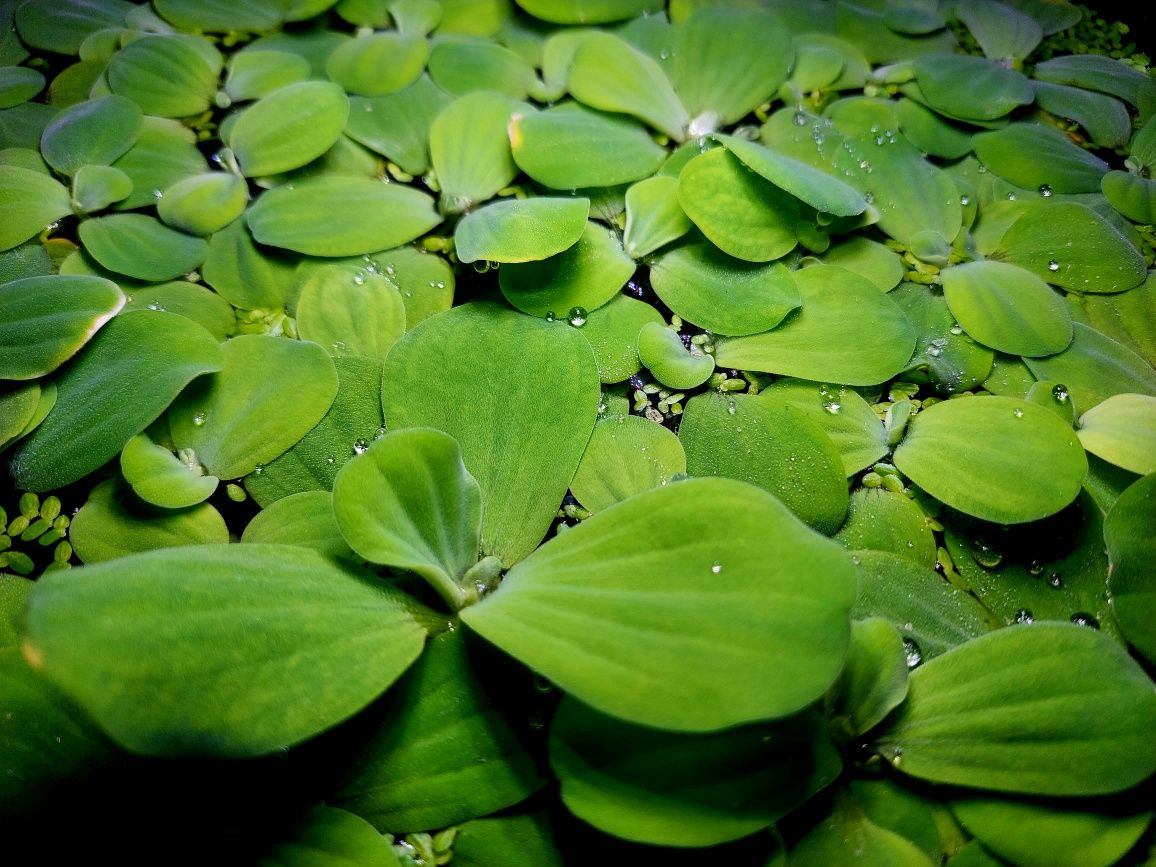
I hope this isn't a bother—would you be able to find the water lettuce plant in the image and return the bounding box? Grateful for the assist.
[1,0,1155,863]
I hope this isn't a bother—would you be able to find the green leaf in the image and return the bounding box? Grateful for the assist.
[715,133,868,217]
[202,217,295,311]
[894,96,974,160]
[951,794,1152,867]
[577,294,664,384]
[325,32,428,97]
[69,478,228,564]
[650,241,800,336]
[70,164,134,213]
[1101,170,1156,224]
[940,260,1072,357]
[453,196,588,264]
[972,124,1108,194]
[346,76,452,177]
[1106,473,1156,665]
[156,172,249,237]
[851,778,955,863]
[0,274,124,380]
[568,31,689,141]
[244,356,383,507]
[570,413,685,513]
[120,432,218,509]
[228,81,349,177]
[941,490,1118,639]
[790,798,937,867]
[954,0,1042,63]
[224,49,311,102]
[429,38,536,100]
[39,94,142,176]
[1033,54,1150,107]
[429,90,522,211]
[23,543,427,757]
[636,320,714,390]
[893,396,1087,523]
[1077,394,1156,476]
[498,220,634,318]
[333,428,481,608]
[241,490,356,563]
[153,0,282,32]
[110,115,208,211]
[106,34,223,118]
[911,53,1033,121]
[14,0,133,55]
[0,648,117,822]
[0,165,72,252]
[820,238,902,294]
[670,7,791,128]
[253,806,402,867]
[833,618,909,738]
[451,814,563,867]
[0,381,41,452]
[169,334,338,480]
[1024,323,1156,416]
[296,263,406,360]
[509,104,666,190]
[7,311,224,491]
[247,176,441,257]
[78,214,208,282]
[835,488,936,567]
[331,629,543,832]
[1032,81,1132,150]
[873,623,1156,795]
[462,477,856,730]
[622,174,692,259]
[549,697,840,847]
[715,264,916,386]
[851,550,993,661]
[992,201,1146,294]
[680,391,849,534]
[677,147,799,262]
[382,303,600,565]
[761,378,889,477]
[515,0,662,24]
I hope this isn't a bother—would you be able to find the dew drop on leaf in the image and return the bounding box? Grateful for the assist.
[823,401,841,414]
[726,399,737,415]
[1028,560,1045,576]
[1039,184,1053,197]
[1049,572,1063,589]
[352,439,369,455]
[1052,384,1069,402]
[1048,259,1061,272]
[1013,408,1024,418]
[567,306,587,327]
[1070,612,1099,629]
[192,412,207,427]
[902,637,923,669]
[710,561,722,574]
[544,310,555,322]
[1014,608,1033,624]
[959,195,970,206]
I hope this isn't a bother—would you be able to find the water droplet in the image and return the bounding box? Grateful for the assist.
[332,340,347,352]
[1048,572,1063,589]
[874,134,886,146]
[1052,384,1069,402]
[374,426,387,440]
[851,554,861,565]
[1048,259,1060,272]
[152,189,163,199]
[1028,559,1045,576]
[710,561,722,574]
[192,412,207,427]
[1006,191,1017,201]
[384,263,397,276]
[435,280,445,289]
[950,323,963,335]
[823,401,842,414]
[567,306,587,327]
[1070,612,1099,629]
[927,345,942,357]
[659,48,670,60]
[971,539,1003,569]
[544,310,555,322]
[863,192,874,204]
[326,455,336,465]
[1013,408,1024,418]
[353,271,366,285]
[858,159,872,173]
[793,110,807,126]
[726,399,737,415]
[1014,609,1034,624]
[959,195,970,206]
[253,464,264,476]
[1039,184,1053,197]
[902,637,923,669]
[146,302,161,310]
[352,439,369,455]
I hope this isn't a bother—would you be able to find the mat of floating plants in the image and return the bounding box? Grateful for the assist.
[1,0,1155,863]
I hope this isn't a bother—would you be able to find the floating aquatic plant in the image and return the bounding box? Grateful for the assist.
[1,0,1155,863]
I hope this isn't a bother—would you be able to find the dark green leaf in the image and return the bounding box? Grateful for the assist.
[253,806,402,867]
[1105,473,1156,665]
